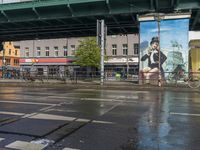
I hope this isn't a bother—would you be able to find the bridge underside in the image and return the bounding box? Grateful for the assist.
[0,0,199,41]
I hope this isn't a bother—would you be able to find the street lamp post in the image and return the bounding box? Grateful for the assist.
[126,34,129,77]
[2,42,5,78]
[154,14,164,87]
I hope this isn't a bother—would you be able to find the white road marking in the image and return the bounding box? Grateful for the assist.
[92,120,114,124]
[44,109,78,113]
[5,140,46,150]
[31,139,54,146]
[21,113,38,118]
[172,97,200,102]
[81,97,116,101]
[63,148,80,150]
[100,101,123,116]
[0,100,55,106]
[0,111,25,116]
[48,96,74,99]
[29,113,76,121]
[81,97,137,102]
[76,118,90,122]
[170,112,200,117]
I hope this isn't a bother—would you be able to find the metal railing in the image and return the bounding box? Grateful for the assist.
[1,70,199,88]
[139,70,200,88]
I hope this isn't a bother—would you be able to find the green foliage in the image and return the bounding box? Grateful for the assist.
[74,37,101,68]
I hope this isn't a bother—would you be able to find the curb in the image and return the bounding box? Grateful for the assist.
[0,81,199,93]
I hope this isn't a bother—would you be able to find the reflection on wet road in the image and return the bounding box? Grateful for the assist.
[0,87,199,150]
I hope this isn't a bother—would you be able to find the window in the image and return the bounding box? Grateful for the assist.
[25,47,29,57]
[45,47,50,57]
[37,68,44,75]
[134,43,139,55]
[9,49,11,55]
[54,46,59,57]
[71,45,75,55]
[15,50,18,56]
[6,59,10,65]
[122,44,128,55]
[37,48,41,57]
[63,46,68,56]
[14,59,19,65]
[48,67,58,75]
[112,44,117,55]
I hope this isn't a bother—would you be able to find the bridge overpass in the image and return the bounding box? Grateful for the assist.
[0,0,199,41]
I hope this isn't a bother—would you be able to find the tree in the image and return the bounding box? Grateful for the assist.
[74,37,101,68]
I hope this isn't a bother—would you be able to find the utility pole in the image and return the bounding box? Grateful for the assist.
[1,42,5,78]
[155,14,164,87]
[97,19,106,85]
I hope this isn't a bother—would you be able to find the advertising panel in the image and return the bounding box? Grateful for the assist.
[139,18,189,83]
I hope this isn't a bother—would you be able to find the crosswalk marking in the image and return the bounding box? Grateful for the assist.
[0,138,5,142]
[0,111,25,116]
[0,100,55,106]
[170,112,200,117]
[28,113,76,121]
[63,148,80,150]
[5,141,46,150]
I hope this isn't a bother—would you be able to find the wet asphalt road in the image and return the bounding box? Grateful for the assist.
[0,86,199,150]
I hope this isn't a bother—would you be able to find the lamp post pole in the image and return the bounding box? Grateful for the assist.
[156,14,162,87]
[2,42,5,78]
[126,34,129,77]
[97,19,106,85]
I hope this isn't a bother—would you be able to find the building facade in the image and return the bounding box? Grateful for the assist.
[16,34,139,77]
[0,42,20,78]
[189,40,200,76]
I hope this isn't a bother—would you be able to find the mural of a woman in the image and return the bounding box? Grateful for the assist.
[141,37,167,84]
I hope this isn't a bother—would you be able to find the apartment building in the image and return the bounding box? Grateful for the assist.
[189,40,200,75]
[16,34,139,76]
[0,42,20,78]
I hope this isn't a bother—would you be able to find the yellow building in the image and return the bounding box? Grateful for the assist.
[189,40,200,77]
[0,42,20,78]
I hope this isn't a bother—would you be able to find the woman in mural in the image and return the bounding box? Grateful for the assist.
[141,37,167,84]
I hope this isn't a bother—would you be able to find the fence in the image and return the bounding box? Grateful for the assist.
[1,70,200,88]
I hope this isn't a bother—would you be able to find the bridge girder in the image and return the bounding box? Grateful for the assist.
[0,0,199,41]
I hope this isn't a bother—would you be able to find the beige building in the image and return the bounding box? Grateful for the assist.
[189,40,200,76]
[0,42,20,78]
[15,34,139,77]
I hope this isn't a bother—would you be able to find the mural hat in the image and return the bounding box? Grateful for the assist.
[150,37,159,45]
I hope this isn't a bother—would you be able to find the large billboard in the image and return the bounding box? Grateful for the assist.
[139,18,189,83]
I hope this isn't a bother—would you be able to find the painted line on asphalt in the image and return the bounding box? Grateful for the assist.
[0,138,5,142]
[0,100,55,106]
[172,97,200,102]
[48,96,75,99]
[170,112,200,117]
[0,111,25,116]
[63,148,80,150]
[44,109,78,113]
[28,113,76,121]
[92,120,114,124]
[100,101,123,116]
[80,97,138,103]
[39,104,59,112]
[5,140,46,150]
[75,89,150,94]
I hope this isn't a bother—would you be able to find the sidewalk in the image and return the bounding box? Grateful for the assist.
[0,78,199,93]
